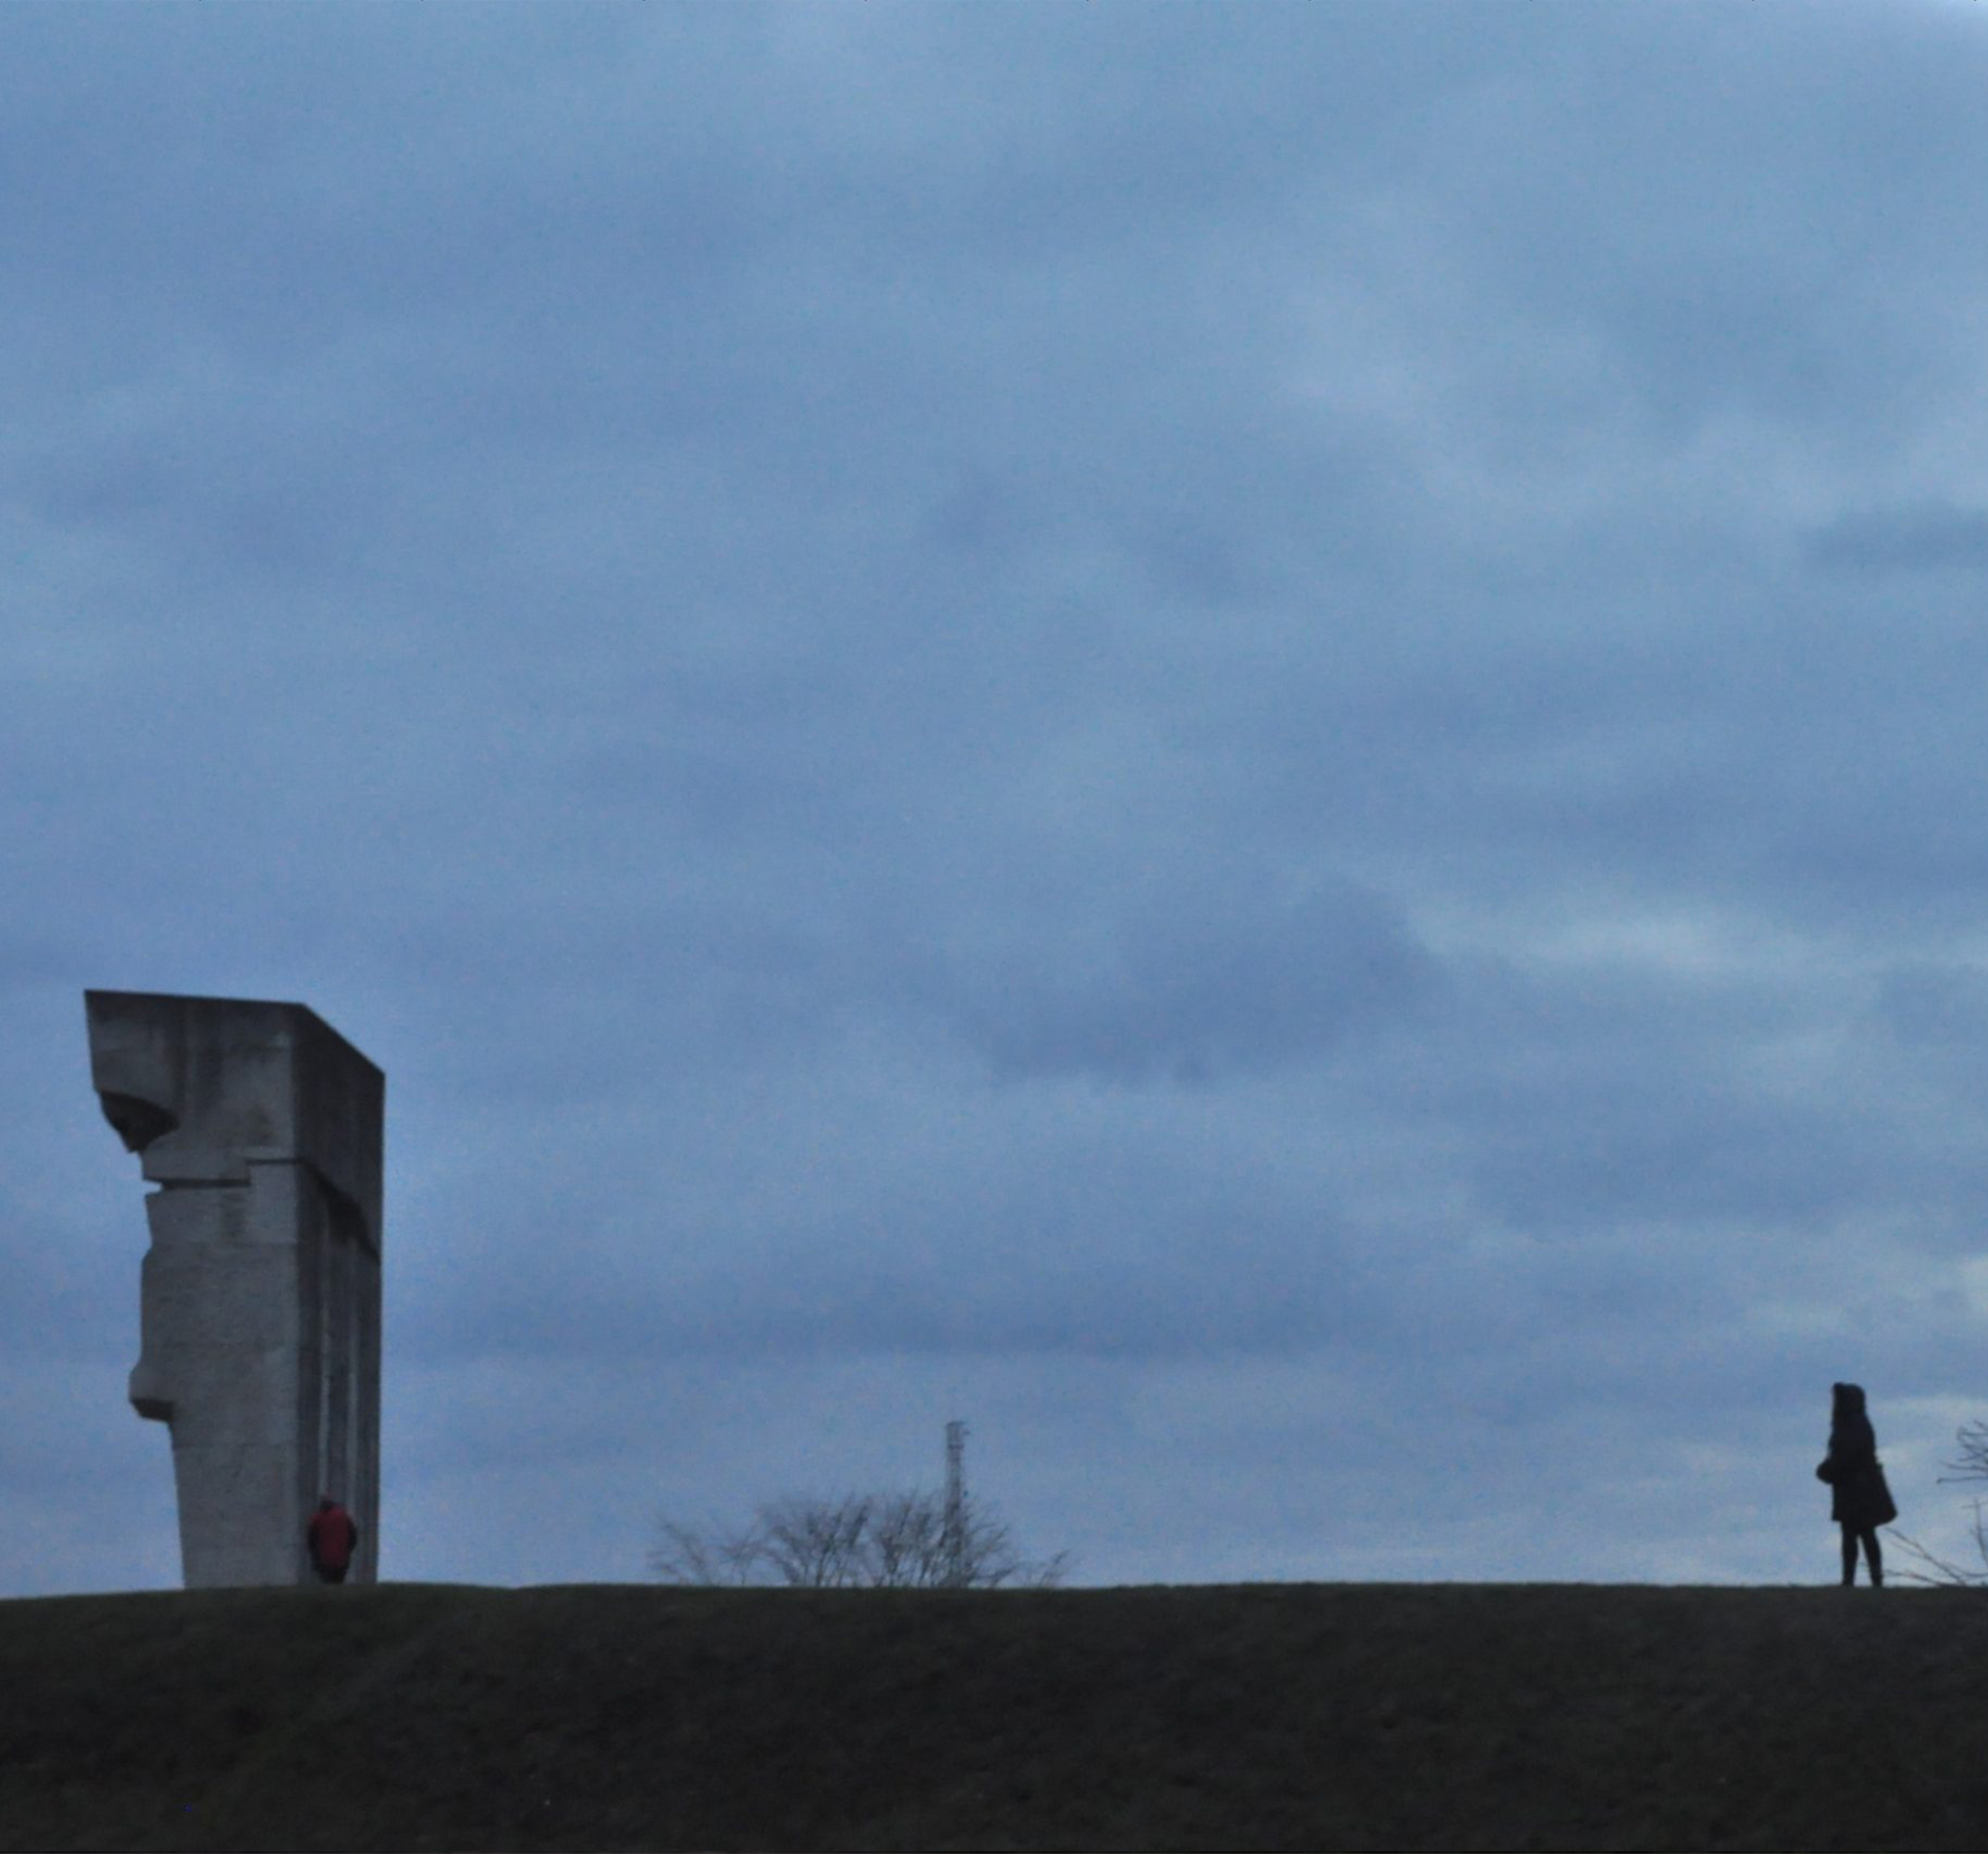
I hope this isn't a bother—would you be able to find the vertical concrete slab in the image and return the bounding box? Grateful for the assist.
[84,992,383,1588]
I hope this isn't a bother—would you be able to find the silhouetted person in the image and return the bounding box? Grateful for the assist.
[1818,1382,1896,1586]
[307,1496,359,1585]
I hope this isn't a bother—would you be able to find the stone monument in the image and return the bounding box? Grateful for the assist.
[85,990,383,1587]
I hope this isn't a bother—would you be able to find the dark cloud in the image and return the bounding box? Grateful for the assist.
[931,875,1436,1084]
[1872,962,1988,1048]
[1805,504,1988,574]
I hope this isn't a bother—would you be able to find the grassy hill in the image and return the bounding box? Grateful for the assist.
[2,1580,1985,1851]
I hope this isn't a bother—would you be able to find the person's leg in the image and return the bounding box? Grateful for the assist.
[1862,1529,1883,1587]
[1840,1523,1859,1585]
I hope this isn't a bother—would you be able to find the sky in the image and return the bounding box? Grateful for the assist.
[8,0,1988,1595]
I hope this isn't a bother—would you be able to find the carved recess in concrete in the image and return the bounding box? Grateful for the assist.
[85,991,383,1588]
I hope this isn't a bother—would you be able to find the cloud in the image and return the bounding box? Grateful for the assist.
[929,874,1437,1084]
[1805,504,1988,574]
[13,2,1988,1593]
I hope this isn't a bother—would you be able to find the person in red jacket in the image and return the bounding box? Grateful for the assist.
[307,1496,360,1584]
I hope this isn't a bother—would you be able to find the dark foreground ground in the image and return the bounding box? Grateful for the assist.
[1,1580,1982,1851]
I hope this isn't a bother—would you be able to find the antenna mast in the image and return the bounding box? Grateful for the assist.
[943,1419,966,1587]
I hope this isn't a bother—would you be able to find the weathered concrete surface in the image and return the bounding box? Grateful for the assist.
[85,991,383,1588]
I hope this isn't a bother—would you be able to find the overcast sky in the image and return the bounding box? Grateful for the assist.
[10,1,1988,1595]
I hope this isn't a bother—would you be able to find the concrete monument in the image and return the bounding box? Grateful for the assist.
[85,990,383,1587]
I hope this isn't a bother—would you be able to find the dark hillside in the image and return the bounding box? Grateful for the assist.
[2,1581,1983,1851]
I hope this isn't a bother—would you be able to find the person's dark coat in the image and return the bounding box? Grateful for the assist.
[1820,1383,1898,1530]
[307,1499,359,1574]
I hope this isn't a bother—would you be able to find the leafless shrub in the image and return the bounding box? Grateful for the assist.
[649,1488,1070,1589]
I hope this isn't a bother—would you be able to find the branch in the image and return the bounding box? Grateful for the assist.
[1887,1501,1988,1587]
[1936,1420,1988,1485]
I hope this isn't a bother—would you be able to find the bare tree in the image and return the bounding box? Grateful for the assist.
[648,1487,1070,1589]
[648,1515,768,1586]
[866,1489,946,1588]
[1888,1420,1988,1586]
[759,1493,876,1587]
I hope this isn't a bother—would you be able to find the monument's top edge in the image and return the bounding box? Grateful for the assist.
[83,990,382,1077]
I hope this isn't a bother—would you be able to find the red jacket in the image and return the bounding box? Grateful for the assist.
[307,1504,359,1572]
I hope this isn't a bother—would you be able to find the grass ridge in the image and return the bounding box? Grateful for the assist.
[1,1581,1983,1851]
